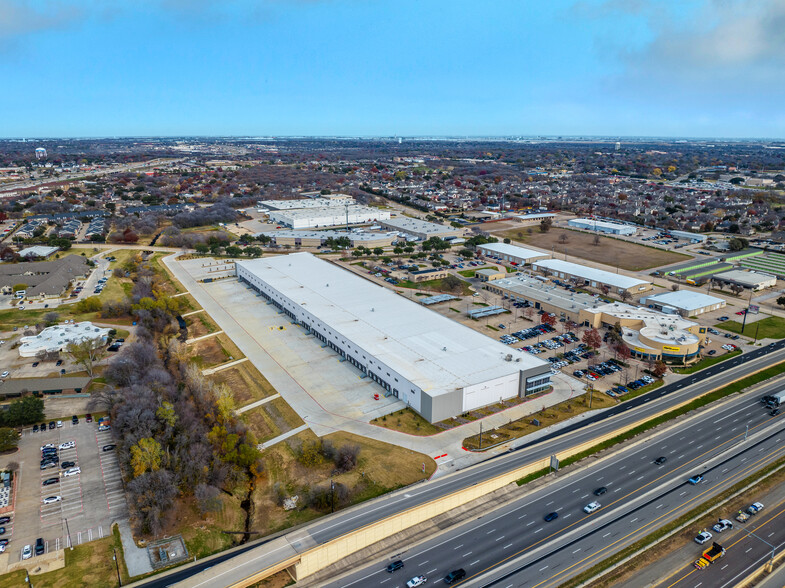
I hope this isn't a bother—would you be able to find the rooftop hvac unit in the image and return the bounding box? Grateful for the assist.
[505,354,513,362]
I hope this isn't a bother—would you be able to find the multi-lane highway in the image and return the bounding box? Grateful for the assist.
[137,342,785,588]
[321,380,785,587]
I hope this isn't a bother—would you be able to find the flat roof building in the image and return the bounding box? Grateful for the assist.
[235,253,551,423]
[18,321,111,357]
[267,206,391,229]
[669,230,707,243]
[712,269,777,291]
[255,229,397,249]
[17,246,59,259]
[515,212,556,224]
[257,196,354,211]
[477,242,550,266]
[579,302,706,364]
[532,259,653,295]
[641,291,726,316]
[0,376,90,398]
[568,218,637,236]
[378,217,462,240]
[475,268,506,282]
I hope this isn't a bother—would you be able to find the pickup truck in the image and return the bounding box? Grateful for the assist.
[736,510,750,523]
[694,543,725,569]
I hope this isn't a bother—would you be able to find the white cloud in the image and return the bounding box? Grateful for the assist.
[0,1,82,38]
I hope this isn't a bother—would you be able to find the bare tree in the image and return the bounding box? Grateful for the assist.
[65,336,108,377]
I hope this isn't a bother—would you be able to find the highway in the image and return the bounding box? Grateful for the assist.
[135,342,785,588]
[321,380,785,587]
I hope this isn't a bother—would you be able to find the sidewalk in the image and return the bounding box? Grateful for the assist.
[117,519,153,577]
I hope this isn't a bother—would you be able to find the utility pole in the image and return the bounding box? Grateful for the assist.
[113,548,122,586]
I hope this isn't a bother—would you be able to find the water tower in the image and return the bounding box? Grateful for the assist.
[35,147,47,159]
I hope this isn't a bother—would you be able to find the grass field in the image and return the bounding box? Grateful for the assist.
[673,349,742,374]
[396,276,474,296]
[371,407,442,435]
[458,266,497,277]
[185,312,220,339]
[189,335,245,368]
[716,315,785,339]
[494,228,690,271]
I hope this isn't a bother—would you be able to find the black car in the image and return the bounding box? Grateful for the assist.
[0,539,7,547]
[102,444,116,452]
[594,486,608,496]
[32,362,39,367]
[0,527,5,535]
[35,537,45,555]
[56,360,63,366]
[33,424,39,432]
[444,569,466,584]
[654,456,667,465]
[544,511,559,522]
[386,560,404,573]
[771,408,780,416]
[43,477,59,486]
[0,517,10,525]
[48,421,56,430]
[40,423,47,433]
[71,415,79,424]
[61,461,76,469]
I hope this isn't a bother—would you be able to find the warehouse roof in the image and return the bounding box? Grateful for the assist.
[491,274,601,313]
[532,259,651,290]
[0,376,91,397]
[379,217,458,235]
[268,205,386,220]
[255,229,397,243]
[714,269,776,285]
[643,290,725,311]
[237,253,548,395]
[17,246,59,259]
[478,242,548,261]
[258,197,354,210]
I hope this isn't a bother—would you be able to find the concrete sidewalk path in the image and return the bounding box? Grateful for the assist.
[117,519,153,577]
[260,424,310,449]
[236,393,281,414]
[201,357,248,375]
[185,330,223,344]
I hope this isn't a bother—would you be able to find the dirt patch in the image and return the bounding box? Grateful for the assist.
[190,335,245,369]
[185,313,220,339]
[242,398,304,443]
[492,227,690,271]
[210,362,278,407]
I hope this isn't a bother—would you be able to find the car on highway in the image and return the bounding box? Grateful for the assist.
[688,475,704,485]
[443,569,466,584]
[654,456,667,465]
[386,560,404,573]
[583,501,601,514]
[407,575,427,587]
[771,408,780,416]
[712,519,733,533]
[747,502,764,515]
[22,544,32,559]
[694,530,712,545]
[544,511,559,522]
[594,486,608,496]
[42,496,61,505]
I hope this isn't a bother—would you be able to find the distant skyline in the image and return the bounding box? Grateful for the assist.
[1,0,783,139]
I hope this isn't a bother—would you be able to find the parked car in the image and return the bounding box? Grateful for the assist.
[712,519,733,533]
[102,444,116,452]
[0,517,10,525]
[42,496,61,505]
[694,530,712,545]
[61,461,76,469]
[42,477,59,486]
[58,441,75,450]
[64,467,81,477]
[22,544,32,559]
[35,538,45,555]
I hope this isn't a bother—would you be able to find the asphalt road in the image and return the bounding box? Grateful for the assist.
[651,490,785,588]
[135,342,785,588]
[322,381,785,588]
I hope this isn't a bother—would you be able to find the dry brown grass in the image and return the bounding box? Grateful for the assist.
[242,398,305,443]
[493,227,690,271]
[190,335,245,368]
[463,391,616,450]
[179,293,202,312]
[252,429,436,536]
[210,362,278,406]
[185,313,220,339]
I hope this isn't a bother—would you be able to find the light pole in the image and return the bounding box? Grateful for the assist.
[65,518,73,550]
[737,527,776,572]
[113,547,122,586]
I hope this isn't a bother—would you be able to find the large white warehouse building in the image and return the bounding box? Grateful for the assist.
[568,218,637,236]
[267,206,391,229]
[236,253,552,423]
[477,242,549,265]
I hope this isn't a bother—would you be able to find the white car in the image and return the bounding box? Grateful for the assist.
[56,420,62,428]
[407,576,427,588]
[58,441,75,450]
[583,501,601,514]
[42,496,62,505]
[694,530,713,545]
[22,544,32,559]
[64,467,81,477]
[41,444,56,451]
[0,371,8,378]
[712,519,733,533]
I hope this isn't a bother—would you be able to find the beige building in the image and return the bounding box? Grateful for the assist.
[580,302,707,363]
[475,268,506,282]
[532,259,653,296]
[407,267,450,283]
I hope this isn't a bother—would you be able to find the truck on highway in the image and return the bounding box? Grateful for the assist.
[694,542,725,569]
[761,391,785,406]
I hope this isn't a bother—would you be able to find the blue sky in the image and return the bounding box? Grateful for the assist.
[1,0,783,138]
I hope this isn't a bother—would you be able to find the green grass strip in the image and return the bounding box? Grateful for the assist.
[517,361,785,487]
[673,350,742,374]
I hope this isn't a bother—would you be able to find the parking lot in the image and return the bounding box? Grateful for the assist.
[1,417,127,562]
